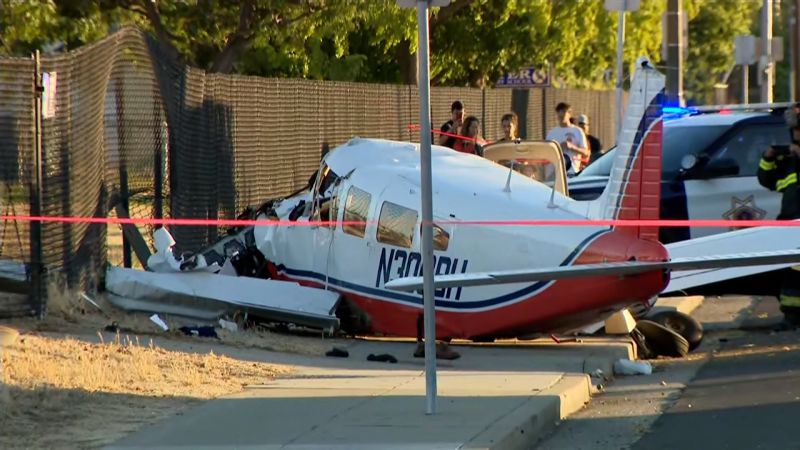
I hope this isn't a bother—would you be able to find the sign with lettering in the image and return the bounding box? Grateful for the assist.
[496,67,550,88]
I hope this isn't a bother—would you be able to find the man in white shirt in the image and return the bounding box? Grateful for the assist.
[546,102,590,173]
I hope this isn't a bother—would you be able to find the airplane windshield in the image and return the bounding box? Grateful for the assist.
[496,158,557,184]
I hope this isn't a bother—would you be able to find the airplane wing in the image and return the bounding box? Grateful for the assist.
[663,224,800,293]
[384,249,800,291]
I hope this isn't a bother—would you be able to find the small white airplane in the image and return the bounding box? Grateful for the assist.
[131,57,800,345]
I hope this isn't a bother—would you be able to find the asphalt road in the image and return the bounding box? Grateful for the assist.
[535,296,800,450]
[632,332,800,450]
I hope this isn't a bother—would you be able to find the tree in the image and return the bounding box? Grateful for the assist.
[0,0,767,102]
[0,1,130,55]
[682,0,760,104]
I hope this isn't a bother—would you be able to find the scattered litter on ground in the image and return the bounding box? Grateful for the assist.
[149,314,169,331]
[325,347,349,358]
[367,353,398,363]
[178,326,219,339]
[614,359,653,375]
[218,319,238,332]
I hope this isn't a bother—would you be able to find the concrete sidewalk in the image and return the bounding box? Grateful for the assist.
[107,295,722,450]
[106,337,634,450]
[108,367,590,450]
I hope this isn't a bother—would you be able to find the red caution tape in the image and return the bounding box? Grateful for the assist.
[407,124,490,145]
[2,215,800,228]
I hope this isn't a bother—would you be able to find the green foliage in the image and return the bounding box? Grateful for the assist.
[682,0,761,104]
[0,0,769,104]
[0,1,135,55]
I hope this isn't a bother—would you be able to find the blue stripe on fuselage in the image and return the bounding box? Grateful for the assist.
[274,228,611,310]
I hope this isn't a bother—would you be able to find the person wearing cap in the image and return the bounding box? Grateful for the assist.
[546,102,589,173]
[576,114,602,166]
[758,103,800,328]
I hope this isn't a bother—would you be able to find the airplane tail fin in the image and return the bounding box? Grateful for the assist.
[586,57,665,241]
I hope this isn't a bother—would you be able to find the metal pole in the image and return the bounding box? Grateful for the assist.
[790,2,796,102]
[666,0,685,106]
[31,50,45,318]
[615,10,625,142]
[743,64,750,104]
[416,0,437,415]
[794,0,800,100]
[762,0,774,103]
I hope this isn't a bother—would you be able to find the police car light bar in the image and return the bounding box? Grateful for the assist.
[690,102,795,113]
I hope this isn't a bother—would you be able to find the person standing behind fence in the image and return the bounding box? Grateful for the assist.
[439,100,464,149]
[454,116,486,156]
[576,114,602,166]
[496,112,520,143]
[546,102,589,173]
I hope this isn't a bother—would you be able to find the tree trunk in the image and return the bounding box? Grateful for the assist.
[397,39,417,85]
[209,36,253,74]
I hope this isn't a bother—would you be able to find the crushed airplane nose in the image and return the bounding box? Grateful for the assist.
[105,225,341,333]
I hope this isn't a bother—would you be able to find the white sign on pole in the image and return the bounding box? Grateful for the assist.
[735,35,758,65]
[42,72,57,119]
[604,0,640,11]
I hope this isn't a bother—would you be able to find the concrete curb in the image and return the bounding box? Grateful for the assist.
[648,295,705,317]
[465,374,591,450]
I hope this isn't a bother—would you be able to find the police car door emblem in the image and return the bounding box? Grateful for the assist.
[722,195,767,229]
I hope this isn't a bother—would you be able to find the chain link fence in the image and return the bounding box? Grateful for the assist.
[0,27,618,317]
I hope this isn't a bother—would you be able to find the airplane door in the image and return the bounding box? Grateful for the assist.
[684,177,780,239]
[683,123,785,239]
[326,182,378,290]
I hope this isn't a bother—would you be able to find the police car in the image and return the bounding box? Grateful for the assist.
[568,105,791,244]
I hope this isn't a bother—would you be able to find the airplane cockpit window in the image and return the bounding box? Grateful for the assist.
[312,163,341,225]
[497,158,556,184]
[377,202,418,249]
[343,186,371,238]
[419,223,450,251]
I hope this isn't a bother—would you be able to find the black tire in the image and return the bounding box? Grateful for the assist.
[635,319,690,358]
[648,310,704,351]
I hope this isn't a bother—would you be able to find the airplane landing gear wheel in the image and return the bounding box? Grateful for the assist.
[635,319,689,358]
[648,310,704,351]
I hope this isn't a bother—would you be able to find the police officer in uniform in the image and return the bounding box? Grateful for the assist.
[757,103,800,326]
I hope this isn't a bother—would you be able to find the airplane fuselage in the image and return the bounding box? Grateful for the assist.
[253,139,669,340]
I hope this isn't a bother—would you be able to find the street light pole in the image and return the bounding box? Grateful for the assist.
[761,0,774,103]
[604,0,639,142]
[398,0,449,415]
[615,9,625,143]
[415,0,437,415]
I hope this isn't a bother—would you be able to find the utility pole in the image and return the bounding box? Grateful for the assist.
[794,0,800,100]
[604,0,640,143]
[615,10,625,140]
[761,0,774,103]
[397,0,450,416]
[666,0,684,106]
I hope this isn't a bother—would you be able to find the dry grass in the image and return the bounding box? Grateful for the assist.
[0,332,290,449]
[0,279,337,448]
[35,280,331,357]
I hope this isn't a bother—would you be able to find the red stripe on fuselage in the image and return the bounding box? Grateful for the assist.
[617,120,663,242]
[269,229,668,340]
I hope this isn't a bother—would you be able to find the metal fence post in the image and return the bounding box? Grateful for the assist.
[481,86,486,137]
[115,80,132,268]
[30,50,45,318]
[154,102,164,221]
